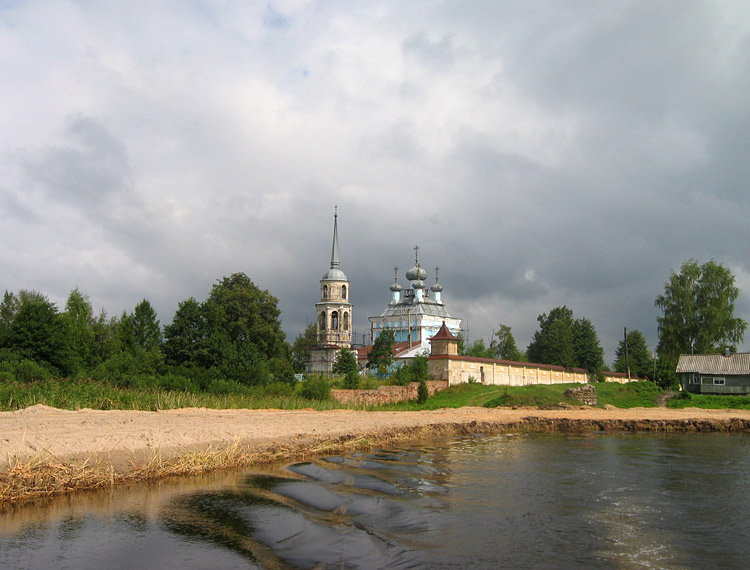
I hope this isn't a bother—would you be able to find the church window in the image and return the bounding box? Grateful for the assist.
[323,285,328,299]
[343,312,349,331]
[319,312,326,331]
[331,311,339,330]
[342,285,347,299]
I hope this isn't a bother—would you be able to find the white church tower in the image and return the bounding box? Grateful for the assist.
[310,207,352,373]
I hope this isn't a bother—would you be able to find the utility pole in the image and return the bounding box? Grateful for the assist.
[624,327,631,380]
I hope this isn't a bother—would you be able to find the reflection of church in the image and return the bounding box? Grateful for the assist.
[309,210,462,373]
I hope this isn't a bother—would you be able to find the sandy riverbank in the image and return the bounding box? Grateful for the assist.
[5,404,750,471]
[3,405,750,505]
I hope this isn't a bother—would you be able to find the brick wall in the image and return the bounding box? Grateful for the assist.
[331,380,448,406]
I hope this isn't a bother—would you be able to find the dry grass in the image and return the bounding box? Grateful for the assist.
[5,416,747,508]
[0,423,484,508]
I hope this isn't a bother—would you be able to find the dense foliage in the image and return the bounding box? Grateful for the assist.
[0,273,294,392]
[493,324,522,361]
[656,259,746,360]
[612,329,654,379]
[367,329,395,374]
[526,306,605,374]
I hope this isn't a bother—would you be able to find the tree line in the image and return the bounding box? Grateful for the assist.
[461,259,747,387]
[0,273,297,389]
[1,259,745,390]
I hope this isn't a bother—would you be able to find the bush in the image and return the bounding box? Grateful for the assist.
[343,370,360,389]
[262,381,295,397]
[417,380,429,404]
[12,359,53,382]
[300,376,331,401]
[204,378,251,395]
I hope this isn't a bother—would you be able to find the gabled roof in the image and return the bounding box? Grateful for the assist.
[676,353,750,375]
[430,321,457,341]
[356,341,414,361]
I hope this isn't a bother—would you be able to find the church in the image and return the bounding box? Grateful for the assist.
[309,209,462,373]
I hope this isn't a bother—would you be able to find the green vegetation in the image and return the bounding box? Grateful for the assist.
[378,383,503,410]
[526,306,605,374]
[612,329,654,380]
[590,381,662,408]
[667,391,750,410]
[481,381,663,410]
[655,259,747,388]
[0,377,344,412]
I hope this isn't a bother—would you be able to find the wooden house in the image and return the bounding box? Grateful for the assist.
[676,352,750,395]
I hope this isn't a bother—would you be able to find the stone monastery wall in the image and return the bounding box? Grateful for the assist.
[428,355,628,386]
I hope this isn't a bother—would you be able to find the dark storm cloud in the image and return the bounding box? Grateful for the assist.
[2,1,750,361]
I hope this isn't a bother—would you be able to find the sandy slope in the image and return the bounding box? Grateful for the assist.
[3,404,750,473]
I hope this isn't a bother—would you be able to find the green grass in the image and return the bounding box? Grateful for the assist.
[0,378,345,412]
[378,381,664,411]
[589,381,663,408]
[667,391,750,410]
[376,383,506,411]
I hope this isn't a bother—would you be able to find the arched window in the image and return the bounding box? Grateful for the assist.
[343,312,349,331]
[319,312,326,332]
[331,311,339,330]
[323,285,328,299]
[342,285,347,299]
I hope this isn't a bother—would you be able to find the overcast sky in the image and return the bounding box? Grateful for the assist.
[2,1,750,364]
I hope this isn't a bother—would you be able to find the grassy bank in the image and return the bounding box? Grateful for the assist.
[668,391,750,410]
[377,381,664,411]
[0,378,345,412]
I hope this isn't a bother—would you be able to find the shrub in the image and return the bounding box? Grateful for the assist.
[343,370,360,389]
[12,359,53,382]
[417,380,429,404]
[262,381,295,397]
[300,376,331,401]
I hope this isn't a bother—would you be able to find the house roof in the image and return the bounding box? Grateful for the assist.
[356,341,414,361]
[676,352,750,375]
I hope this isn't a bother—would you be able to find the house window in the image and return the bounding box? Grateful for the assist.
[689,374,700,385]
[713,377,726,385]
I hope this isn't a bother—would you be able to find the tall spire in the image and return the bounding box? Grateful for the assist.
[330,206,340,270]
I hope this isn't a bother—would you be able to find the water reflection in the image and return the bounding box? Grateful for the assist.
[3,433,750,569]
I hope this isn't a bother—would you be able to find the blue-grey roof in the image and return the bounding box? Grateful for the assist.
[676,353,750,375]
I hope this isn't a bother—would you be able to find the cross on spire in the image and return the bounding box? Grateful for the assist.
[414,245,420,265]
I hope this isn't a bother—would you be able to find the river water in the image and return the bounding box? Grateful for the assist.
[2,431,749,569]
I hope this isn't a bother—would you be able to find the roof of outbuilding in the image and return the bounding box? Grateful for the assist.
[676,353,750,375]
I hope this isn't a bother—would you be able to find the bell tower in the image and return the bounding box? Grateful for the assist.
[310,207,353,372]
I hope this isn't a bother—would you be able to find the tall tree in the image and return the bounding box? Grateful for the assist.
[655,259,747,360]
[493,324,522,361]
[203,273,287,361]
[367,329,395,374]
[613,329,654,379]
[332,347,358,376]
[3,296,74,375]
[291,323,317,373]
[527,306,575,367]
[132,299,162,350]
[163,297,208,367]
[572,317,605,373]
[465,338,495,358]
[64,288,95,371]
